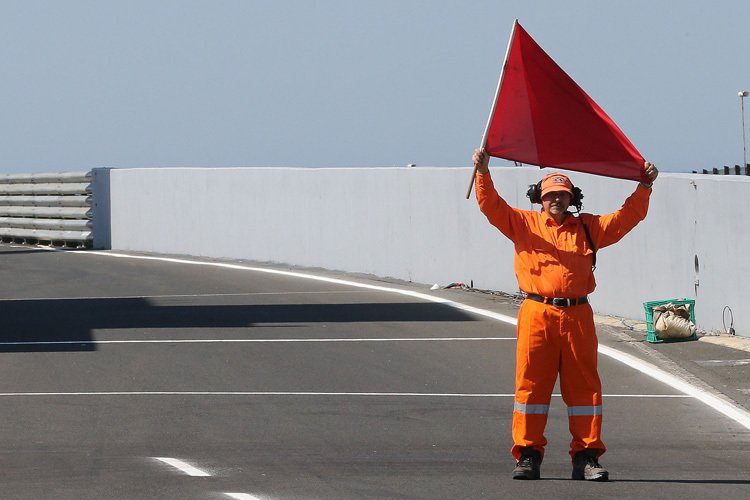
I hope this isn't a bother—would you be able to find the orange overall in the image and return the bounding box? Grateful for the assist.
[475,171,651,463]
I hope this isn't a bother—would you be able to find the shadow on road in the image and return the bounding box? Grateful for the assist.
[0,298,478,352]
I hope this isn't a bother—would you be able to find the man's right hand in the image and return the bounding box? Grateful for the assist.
[473,148,490,174]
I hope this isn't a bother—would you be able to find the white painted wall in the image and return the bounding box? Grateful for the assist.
[105,166,749,337]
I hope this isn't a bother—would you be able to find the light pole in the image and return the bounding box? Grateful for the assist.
[740,91,749,169]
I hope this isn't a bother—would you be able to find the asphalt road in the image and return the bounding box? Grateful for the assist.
[0,245,748,499]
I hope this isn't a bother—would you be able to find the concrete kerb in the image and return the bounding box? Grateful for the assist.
[695,334,750,353]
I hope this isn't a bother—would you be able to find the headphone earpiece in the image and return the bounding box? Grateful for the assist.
[571,186,584,211]
[526,181,543,204]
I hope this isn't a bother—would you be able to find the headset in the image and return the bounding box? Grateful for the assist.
[526,177,596,271]
[526,179,584,212]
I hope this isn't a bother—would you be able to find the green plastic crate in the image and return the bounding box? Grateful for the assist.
[643,298,697,343]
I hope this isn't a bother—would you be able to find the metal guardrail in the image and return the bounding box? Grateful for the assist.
[0,171,93,247]
[693,164,750,175]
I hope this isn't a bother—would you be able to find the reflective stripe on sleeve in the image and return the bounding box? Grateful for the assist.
[514,402,550,415]
[567,405,603,417]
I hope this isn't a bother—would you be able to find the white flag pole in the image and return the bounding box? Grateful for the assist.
[466,18,519,200]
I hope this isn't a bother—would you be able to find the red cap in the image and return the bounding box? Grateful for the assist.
[540,173,574,197]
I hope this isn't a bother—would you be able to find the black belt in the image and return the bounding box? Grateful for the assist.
[525,294,588,307]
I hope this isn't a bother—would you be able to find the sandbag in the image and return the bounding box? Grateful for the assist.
[653,303,696,339]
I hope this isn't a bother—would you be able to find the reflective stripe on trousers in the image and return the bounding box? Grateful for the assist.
[568,405,603,417]
[514,402,550,415]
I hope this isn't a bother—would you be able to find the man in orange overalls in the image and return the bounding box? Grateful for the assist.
[472,148,659,481]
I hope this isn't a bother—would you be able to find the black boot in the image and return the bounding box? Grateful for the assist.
[512,446,541,480]
[572,449,609,481]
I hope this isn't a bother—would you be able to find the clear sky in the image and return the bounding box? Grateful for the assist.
[1,0,748,174]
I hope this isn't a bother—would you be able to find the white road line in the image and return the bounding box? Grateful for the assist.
[153,457,210,477]
[0,391,689,398]
[605,394,691,398]
[225,493,263,500]
[0,290,372,302]
[694,359,750,367]
[0,337,514,347]
[69,250,750,431]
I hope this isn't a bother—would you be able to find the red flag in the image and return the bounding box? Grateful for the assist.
[483,22,649,183]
